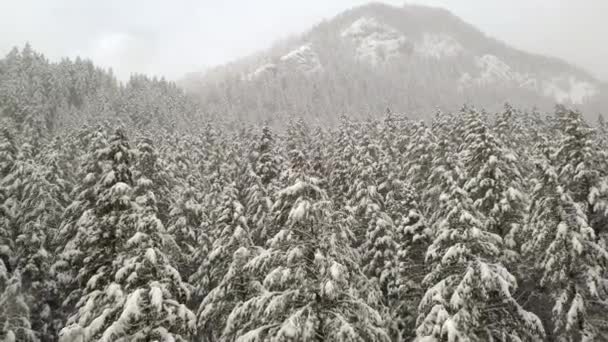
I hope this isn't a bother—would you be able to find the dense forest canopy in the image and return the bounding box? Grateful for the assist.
[1,45,608,342]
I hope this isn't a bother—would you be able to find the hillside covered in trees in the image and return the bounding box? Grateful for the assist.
[1,46,608,342]
[183,3,608,124]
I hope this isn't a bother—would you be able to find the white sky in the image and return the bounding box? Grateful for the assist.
[0,0,606,81]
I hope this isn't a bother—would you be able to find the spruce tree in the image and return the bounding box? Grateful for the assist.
[460,109,527,259]
[59,130,196,342]
[222,175,390,341]
[524,148,608,341]
[416,144,543,341]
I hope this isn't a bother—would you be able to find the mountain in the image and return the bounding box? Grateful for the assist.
[182,2,607,123]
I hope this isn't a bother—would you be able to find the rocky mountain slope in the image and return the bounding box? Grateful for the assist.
[183,2,607,123]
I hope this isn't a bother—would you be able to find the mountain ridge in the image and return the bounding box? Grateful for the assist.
[182,2,607,123]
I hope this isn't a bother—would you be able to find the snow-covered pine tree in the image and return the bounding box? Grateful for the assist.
[56,129,135,339]
[523,113,608,341]
[59,129,197,342]
[416,144,544,341]
[308,124,329,179]
[404,121,438,207]
[596,113,608,174]
[346,131,384,243]
[460,109,527,260]
[241,165,273,247]
[205,181,252,284]
[132,136,173,223]
[52,127,110,312]
[431,109,465,156]
[554,107,608,240]
[2,162,64,340]
[381,180,432,341]
[222,174,390,341]
[166,175,205,278]
[196,239,260,342]
[328,115,359,207]
[0,271,38,342]
[245,125,279,246]
[252,124,281,188]
[194,179,257,340]
[0,124,18,179]
[0,130,76,339]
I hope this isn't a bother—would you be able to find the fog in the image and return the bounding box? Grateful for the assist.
[0,0,606,81]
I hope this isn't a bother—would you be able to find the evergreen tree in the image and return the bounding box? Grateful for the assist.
[59,130,196,342]
[0,271,38,342]
[416,146,543,341]
[524,154,608,341]
[460,110,527,259]
[223,175,390,341]
[57,129,134,337]
[554,107,608,238]
[166,175,205,278]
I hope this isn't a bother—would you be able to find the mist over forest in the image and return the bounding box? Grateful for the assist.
[1,2,607,342]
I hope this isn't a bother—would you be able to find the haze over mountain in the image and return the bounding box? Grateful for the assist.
[183,3,608,123]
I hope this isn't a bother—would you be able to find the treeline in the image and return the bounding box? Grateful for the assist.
[0,44,202,139]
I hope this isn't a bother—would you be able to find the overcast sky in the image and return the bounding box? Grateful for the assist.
[1,0,606,81]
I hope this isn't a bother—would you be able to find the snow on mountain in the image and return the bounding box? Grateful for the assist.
[414,33,463,59]
[185,3,605,121]
[246,63,278,80]
[279,44,323,73]
[542,76,598,104]
[341,17,410,65]
[459,55,535,88]
[459,54,598,104]
[246,44,322,80]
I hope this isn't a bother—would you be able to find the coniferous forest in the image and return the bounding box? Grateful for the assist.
[1,46,608,342]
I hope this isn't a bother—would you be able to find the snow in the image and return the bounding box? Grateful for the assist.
[126,232,147,247]
[86,273,103,289]
[279,44,323,74]
[329,262,343,280]
[542,75,598,104]
[572,236,583,255]
[102,170,116,186]
[109,182,131,198]
[414,34,463,59]
[566,293,584,330]
[85,308,111,340]
[459,54,599,104]
[137,177,153,188]
[4,331,16,342]
[145,248,157,265]
[150,282,163,313]
[288,200,310,222]
[100,289,144,341]
[276,179,322,200]
[83,172,96,184]
[246,44,321,81]
[247,63,278,80]
[459,55,536,90]
[324,280,336,298]
[441,318,461,342]
[121,289,143,320]
[278,318,298,338]
[341,17,409,66]
[441,244,466,264]
[106,283,124,300]
[236,325,276,342]
[286,246,304,264]
[59,325,84,342]
[556,222,568,239]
